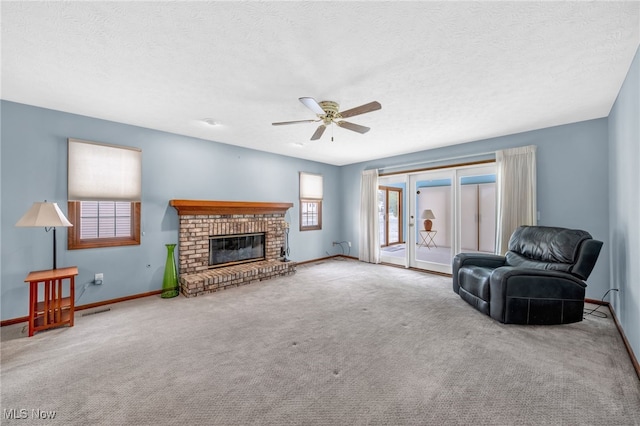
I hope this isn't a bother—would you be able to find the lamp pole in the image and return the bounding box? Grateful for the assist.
[52,227,57,269]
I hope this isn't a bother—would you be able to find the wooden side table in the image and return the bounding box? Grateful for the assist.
[24,266,78,337]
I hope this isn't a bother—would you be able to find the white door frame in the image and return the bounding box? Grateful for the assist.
[408,170,455,274]
[379,163,496,273]
[454,164,497,257]
[378,175,407,267]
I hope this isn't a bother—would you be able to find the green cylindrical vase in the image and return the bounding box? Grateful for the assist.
[161,243,179,298]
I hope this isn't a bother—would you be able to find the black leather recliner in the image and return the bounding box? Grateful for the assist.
[452,226,603,325]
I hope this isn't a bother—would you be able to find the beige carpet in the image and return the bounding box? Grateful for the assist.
[1,258,639,425]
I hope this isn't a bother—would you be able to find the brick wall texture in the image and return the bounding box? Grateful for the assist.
[177,213,295,297]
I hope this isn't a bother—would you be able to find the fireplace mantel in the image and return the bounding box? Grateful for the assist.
[170,200,293,216]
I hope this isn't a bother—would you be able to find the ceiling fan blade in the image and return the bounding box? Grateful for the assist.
[339,101,381,119]
[337,121,370,134]
[299,97,326,115]
[272,119,318,126]
[310,125,326,140]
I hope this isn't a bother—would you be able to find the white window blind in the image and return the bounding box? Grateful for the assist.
[68,138,142,201]
[299,172,323,200]
[80,201,132,239]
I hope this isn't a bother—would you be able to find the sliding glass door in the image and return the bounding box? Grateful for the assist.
[457,165,497,255]
[379,163,496,274]
[409,170,454,273]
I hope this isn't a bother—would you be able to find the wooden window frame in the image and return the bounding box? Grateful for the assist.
[67,201,141,249]
[379,185,403,247]
[299,199,322,231]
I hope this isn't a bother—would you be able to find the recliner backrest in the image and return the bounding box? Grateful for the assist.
[505,226,602,280]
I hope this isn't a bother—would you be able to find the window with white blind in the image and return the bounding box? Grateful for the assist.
[300,200,322,230]
[79,201,133,239]
[299,172,323,231]
[67,138,142,249]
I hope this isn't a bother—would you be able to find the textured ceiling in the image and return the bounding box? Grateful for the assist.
[2,2,639,166]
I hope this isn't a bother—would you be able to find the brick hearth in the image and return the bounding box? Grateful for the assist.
[170,200,296,297]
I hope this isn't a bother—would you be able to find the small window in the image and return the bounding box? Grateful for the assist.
[68,201,140,249]
[300,200,322,231]
[299,172,323,231]
[80,201,133,239]
[67,138,142,249]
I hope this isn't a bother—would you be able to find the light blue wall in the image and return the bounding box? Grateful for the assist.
[0,101,342,320]
[0,78,632,368]
[341,118,610,299]
[608,46,639,361]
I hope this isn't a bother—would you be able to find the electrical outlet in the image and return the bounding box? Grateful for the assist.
[347,241,351,247]
[94,273,104,285]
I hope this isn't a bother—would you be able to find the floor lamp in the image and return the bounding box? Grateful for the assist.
[16,201,73,270]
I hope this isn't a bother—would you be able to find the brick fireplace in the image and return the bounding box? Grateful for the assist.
[170,200,296,297]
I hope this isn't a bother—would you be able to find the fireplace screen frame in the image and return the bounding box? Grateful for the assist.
[208,232,266,268]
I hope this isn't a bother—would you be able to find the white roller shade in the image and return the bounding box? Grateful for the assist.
[68,138,142,201]
[299,172,323,200]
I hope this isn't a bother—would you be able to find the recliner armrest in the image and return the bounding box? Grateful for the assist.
[490,267,588,289]
[489,267,587,323]
[454,253,506,268]
[452,252,506,293]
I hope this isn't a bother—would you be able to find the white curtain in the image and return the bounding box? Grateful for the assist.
[495,145,537,254]
[359,169,380,263]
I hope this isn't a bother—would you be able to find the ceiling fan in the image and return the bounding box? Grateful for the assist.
[272,97,381,141]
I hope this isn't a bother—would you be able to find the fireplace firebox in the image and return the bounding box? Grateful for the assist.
[209,233,265,268]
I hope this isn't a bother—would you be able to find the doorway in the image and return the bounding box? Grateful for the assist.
[409,170,454,273]
[379,163,496,274]
[378,176,407,266]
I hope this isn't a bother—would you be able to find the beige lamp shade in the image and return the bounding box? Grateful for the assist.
[16,202,73,228]
[16,202,72,269]
[421,209,435,231]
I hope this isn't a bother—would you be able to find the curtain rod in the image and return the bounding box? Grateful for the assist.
[378,151,496,174]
